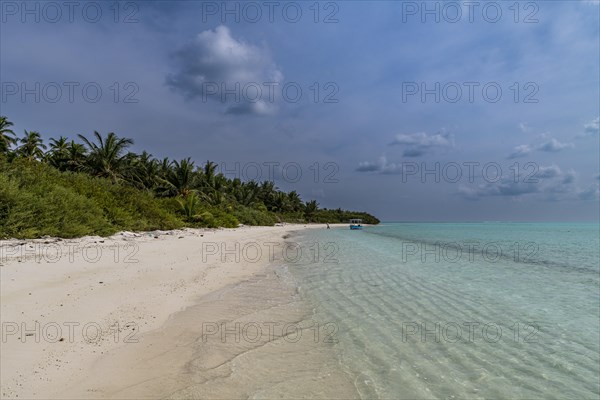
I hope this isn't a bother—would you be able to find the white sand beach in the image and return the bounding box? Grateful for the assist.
[0,224,358,399]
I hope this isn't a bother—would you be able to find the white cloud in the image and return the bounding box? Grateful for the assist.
[536,138,574,152]
[508,137,573,159]
[390,132,452,147]
[356,155,403,174]
[508,144,532,159]
[583,117,599,136]
[389,131,454,157]
[166,25,283,115]
[536,165,563,179]
[519,122,531,133]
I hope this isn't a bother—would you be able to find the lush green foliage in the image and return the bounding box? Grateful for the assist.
[0,158,183,238]
[312,209,380,225]
[0,117,379,238]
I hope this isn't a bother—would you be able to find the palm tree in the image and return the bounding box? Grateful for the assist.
[212,174,228,194]
[158,157,171,178]
[202,190,226,206]
[258,181,278,210]
[17,130,47,161]
[159,158,197,197]
[78,131,134,181]
[178,192,201,220]
[229,177,242,194]
[231,179,259,207]
[287,190,303,212]
[0,116,16,154]
[304,200,319,222]
[65,141,87,171]
[0,117,379,229]
[202,161,218,190]
[46,136,69,169]
[272,192,292,213]
[127,151,160,191]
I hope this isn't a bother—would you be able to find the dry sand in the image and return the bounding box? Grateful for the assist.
[1,224,358,399]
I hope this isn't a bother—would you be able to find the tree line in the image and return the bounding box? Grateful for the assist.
[0,116,379,237]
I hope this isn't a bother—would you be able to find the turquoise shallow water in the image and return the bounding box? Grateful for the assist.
[287,223,600,399]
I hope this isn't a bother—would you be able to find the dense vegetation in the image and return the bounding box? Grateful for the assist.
[0,117,379,239]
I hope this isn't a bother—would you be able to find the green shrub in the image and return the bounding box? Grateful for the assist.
[232,206,276,226]
[0,160,185,238]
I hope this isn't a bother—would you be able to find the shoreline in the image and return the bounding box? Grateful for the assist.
[1,223,357,399]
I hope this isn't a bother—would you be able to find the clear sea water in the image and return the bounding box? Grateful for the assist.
[287,223,600,399]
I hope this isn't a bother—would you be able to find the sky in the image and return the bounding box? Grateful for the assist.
[1,0,599,221]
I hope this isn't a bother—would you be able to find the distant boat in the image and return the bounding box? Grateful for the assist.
[349,218,363,230]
